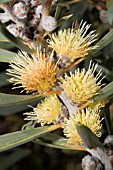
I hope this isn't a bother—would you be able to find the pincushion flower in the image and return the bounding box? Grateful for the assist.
[60,62,104,103]
[48,21,98,62]
[24,94,61,126]
[7,51,59,93]
[62,107,102,144]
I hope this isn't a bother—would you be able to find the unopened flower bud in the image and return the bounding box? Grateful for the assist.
[35,5,42,19]
[104,135,113,157]
[7,24,24,37]
[41,16,57,32]
[82,155,104,170]
[13,2,28,19]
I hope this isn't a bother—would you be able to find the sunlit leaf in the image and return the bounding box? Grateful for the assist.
[0,93,42,115]
[0,125,60,152]
[0,32,9,42]
[37,133,86,151]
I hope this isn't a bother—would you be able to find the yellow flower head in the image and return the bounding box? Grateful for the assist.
[48,21,98,61]
[62,107,102,144]
[24,94,61,126]
[60,61,104,102]
[7,51,59,93]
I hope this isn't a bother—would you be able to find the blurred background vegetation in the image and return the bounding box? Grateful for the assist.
[0,0,113,169]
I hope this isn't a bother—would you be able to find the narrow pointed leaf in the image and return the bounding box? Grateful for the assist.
[57,14,73,28]
[0,125,60,152]
[93,81,113,101]
[91,29,113,56]
[34,138,86,150]
[0,93,42,115]
[76,124,101,149]
[0,93,41,107]
[0,32,9,42]
[38,133,86,151]
[0,48,17,63]
[0,71,10,87]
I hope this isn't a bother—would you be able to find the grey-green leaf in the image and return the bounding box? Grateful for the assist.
[0,48,17,63]
[91,29,113,56]
[0,32,9,42]
[93,81,113,101]
[37,133,86,151]
[57,14,73,28]
[0,71,11,87]
[0,93,42,115]
[76,124,101,149]
[0,125,60,152]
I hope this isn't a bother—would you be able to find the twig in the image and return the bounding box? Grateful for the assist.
[63,58,84,74]
[59,91,79,116]
[34,0,53,46]
[79,100,92,110]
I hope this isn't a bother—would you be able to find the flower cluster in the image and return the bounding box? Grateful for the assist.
[60,61,104,103]
[7,20,106,146]
[7,51,59,93]
[62,107,102,144]
[24,94,61,126]
[48,21,98,64]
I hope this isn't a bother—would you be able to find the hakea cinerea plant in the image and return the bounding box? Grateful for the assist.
[7,51,59,93]
[6,19,106,147]
[48,21,98,67]
[62,107,103,145]
[60,61,105,103]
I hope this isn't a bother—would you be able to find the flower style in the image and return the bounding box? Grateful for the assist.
[7,51,59,93]
[24,94,61,126]
[62,107,102,144]
[48,21,98,62]
[60,61,104,103]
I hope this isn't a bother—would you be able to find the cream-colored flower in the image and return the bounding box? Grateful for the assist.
[24,94,61,126]
[7,51,59,93]
[62,107,102,144]
[60,61,104,103]
[48,21,98,61]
